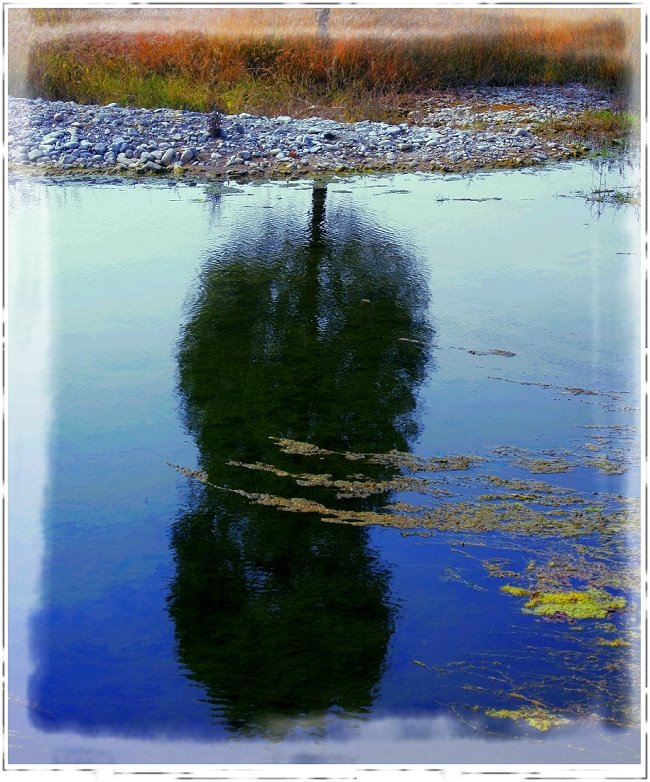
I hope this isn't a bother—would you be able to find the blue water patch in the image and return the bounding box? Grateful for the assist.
[8,159,641,764]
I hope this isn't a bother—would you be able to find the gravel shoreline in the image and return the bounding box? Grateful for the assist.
[8,84,615,180]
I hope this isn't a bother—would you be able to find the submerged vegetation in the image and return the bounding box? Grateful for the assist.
[485,707,570,731]
[8,7,641,122]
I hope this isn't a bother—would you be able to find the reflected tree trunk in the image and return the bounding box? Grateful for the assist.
[316,8,331,41]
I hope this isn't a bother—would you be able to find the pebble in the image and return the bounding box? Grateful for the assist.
[7,84,614,178]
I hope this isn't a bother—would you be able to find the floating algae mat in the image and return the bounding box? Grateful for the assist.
[170,433,637,538]
[485,707,570,732]
[8,163,641,764]
[500,586,627,620]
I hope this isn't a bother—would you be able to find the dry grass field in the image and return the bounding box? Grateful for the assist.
[7,7,641,120]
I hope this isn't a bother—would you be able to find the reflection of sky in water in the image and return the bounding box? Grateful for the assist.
[7,161,641,765]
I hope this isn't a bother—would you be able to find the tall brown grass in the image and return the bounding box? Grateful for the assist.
[8,7,641,120]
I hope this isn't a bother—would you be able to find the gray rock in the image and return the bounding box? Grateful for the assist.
[238,150,252,161]
[94,143,108,155]
[28,149,43,161]
[111,136,126,152]
[145,161,163,171]
[179,148,195,164]
[53,112,64,122]
[161,148,177,166]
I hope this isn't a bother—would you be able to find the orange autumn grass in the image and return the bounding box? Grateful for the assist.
[8,7,641,121]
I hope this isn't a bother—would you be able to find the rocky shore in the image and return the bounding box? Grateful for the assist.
[7,84,615,180]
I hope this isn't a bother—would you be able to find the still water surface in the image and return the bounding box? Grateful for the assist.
[9,161,641,765]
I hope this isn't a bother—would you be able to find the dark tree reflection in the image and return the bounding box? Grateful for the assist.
[169,187,434,736]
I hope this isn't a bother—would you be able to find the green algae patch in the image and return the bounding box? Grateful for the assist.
[467,348,516,357]
[489,376,623,400]
[270,437,481,473]
[522,458,573,474]
[483,559,519,578]
[168,463,210,483]
[169,461,638,538]
[585,457,627,475]
[523,589,626,620]
[484,475,578,495]
[596,637,630,647]
[501,585,529,597]
[532,550,638,593]
[485,707,570,731]
[227,459,452,499]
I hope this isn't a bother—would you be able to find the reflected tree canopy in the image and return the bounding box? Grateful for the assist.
[169,186,434,736]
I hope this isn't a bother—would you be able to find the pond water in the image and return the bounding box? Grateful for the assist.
[8,160,641,766]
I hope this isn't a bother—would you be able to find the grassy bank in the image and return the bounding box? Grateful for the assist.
[8,7,641,121]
